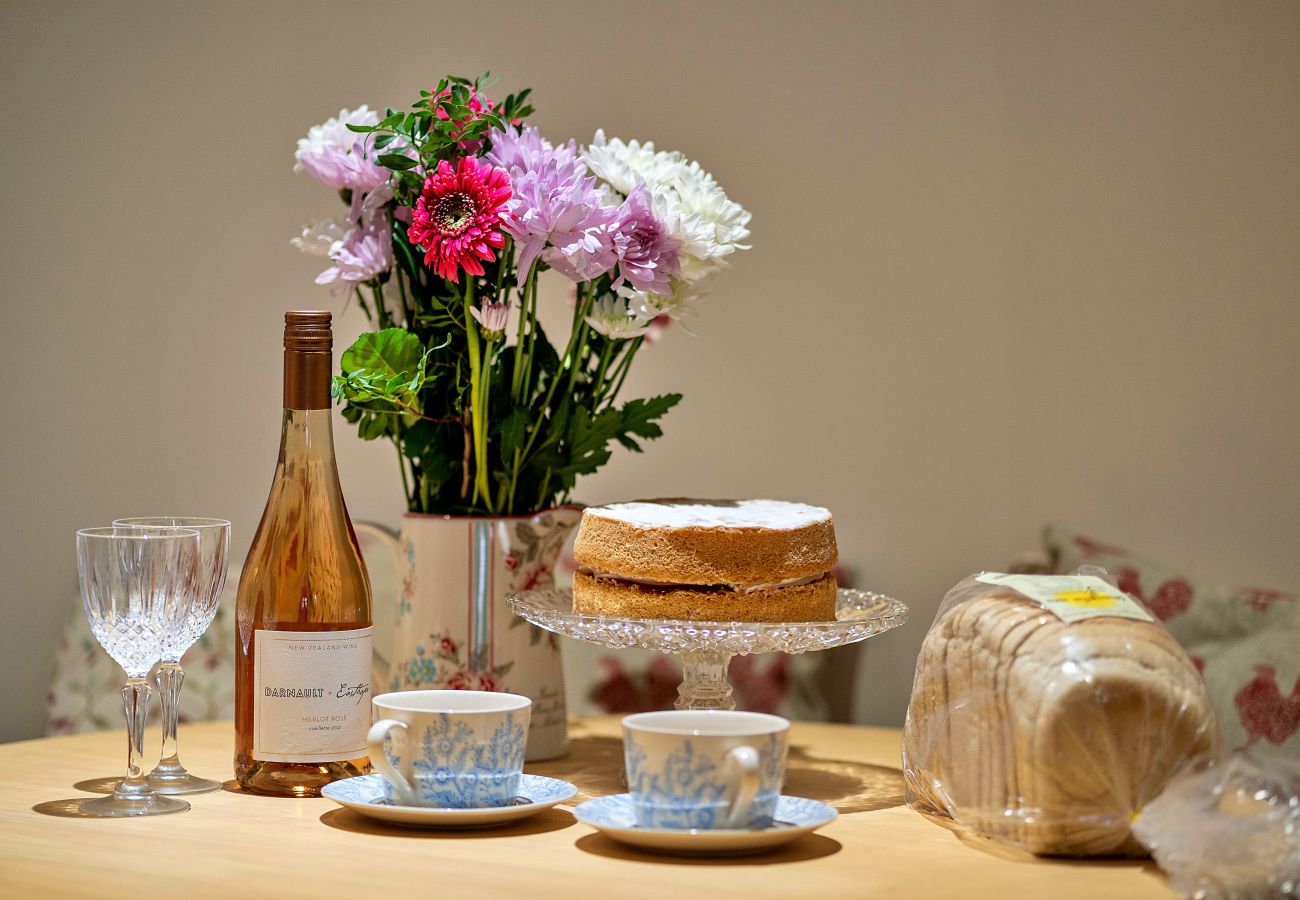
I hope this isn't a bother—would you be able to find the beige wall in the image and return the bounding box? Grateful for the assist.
[2,1,1297,742]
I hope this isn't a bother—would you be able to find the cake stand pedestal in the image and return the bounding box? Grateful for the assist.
[508,588,909,711]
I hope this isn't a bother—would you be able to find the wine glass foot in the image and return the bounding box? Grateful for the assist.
[148,770,222,795]
[78,789,190,818]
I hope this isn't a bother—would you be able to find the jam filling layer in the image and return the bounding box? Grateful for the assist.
[579,568,827,595]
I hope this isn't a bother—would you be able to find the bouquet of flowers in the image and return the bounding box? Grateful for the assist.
[292,75,750,515]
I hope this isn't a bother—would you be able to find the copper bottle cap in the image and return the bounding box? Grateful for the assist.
[283,310,332,409]
[284,310,333,352]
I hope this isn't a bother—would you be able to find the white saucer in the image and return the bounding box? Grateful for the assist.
[321,773,577,828]
[573,794,837,855]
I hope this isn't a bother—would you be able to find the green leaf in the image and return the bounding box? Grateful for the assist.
[496,407,529,466]
[372,133,395,149]
[342,329,424,379]
[419,451,457,495]
[400,419,437,459]
[345,123,375,133]
[335,329,437,422]
[542,393,683,490]
[358,413,388,440]
[378,153,418,170]
[616,393,682,443]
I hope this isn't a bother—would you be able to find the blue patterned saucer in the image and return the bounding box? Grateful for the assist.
[573,794,837,855]
[321,773,577,828]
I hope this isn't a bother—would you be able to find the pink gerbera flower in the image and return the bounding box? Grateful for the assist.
[407,157,512,283]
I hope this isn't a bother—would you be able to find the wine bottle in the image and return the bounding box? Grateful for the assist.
[234,310,374,796]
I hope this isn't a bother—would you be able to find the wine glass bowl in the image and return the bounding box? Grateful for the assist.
[75,526,201,817]
[113,516,231,795]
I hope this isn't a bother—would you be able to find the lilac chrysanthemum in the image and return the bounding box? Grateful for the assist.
[608,184,681,296]
[314,213,393,295]
[486,124,578,176]
[486,126,617,281]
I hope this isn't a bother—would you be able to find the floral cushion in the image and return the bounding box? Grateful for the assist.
[45,587,237,735]
[48,542,841,733]
[1044,525,1300,757]
[563,643,832,720]
[46,539,398,737]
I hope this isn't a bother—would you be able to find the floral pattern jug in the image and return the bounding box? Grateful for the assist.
[356,506,581,761]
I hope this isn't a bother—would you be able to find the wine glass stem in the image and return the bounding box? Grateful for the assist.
[121,677,153,790]
[156,662,185,770]
[675,650,736,710]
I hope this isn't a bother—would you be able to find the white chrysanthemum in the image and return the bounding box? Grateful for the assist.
[585,295,653,340]
[294,106,388,196]
[582,130,751,286]
[291,218,349,258]
[622,284,695,323]
[582,131,675,196]
[665,163,752,283]
[294,106,378,169]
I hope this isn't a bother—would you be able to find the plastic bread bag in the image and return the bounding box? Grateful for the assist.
[1131,750,1300,899]
[902,568,1222,856]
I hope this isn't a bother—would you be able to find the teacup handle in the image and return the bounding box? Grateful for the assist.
[723,745,761,829]
[367,718,417,805]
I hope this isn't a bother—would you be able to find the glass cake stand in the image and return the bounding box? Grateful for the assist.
[508,588,909,710]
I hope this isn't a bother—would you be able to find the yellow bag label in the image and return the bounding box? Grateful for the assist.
[975,573,1155,623]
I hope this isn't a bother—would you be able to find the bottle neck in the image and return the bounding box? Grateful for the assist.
[280,347,337,468]
[278,408,338,471]
[283,349,331,410]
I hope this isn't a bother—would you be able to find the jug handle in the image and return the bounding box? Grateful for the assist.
[354,521,401,690]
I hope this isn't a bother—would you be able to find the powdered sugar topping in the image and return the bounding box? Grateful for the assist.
[587,499,831,531]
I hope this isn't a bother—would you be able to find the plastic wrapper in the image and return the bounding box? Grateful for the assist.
[903,569,1221,856]
[1132,751,1300,899]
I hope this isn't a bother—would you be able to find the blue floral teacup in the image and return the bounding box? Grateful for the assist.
[622,710,789,830]
[367,690,531,808]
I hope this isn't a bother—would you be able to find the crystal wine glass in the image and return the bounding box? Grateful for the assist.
[113,516,230,794]
[75,526,200,817]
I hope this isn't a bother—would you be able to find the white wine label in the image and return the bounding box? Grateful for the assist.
[253,626,373,763]
[975,573,1155,623]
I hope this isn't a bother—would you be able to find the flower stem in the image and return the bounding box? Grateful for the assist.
[592,340,615,397]
[511,261,537,404]
[561,308,593,411]
[353,286,372,321]
[495,238,511,298]
[520,268,541,400]
[480,341,496,514]
[395,268,412,329]
[600,337,643,409]
[394,436,412,506]
[507,448,521,514]
[517,283,595,471]
[371,284,391,329]
[464,278,485,507]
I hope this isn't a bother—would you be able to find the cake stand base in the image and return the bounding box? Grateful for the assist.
[677,650,736,710]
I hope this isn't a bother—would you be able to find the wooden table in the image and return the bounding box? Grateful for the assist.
[0,717,1171,898]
